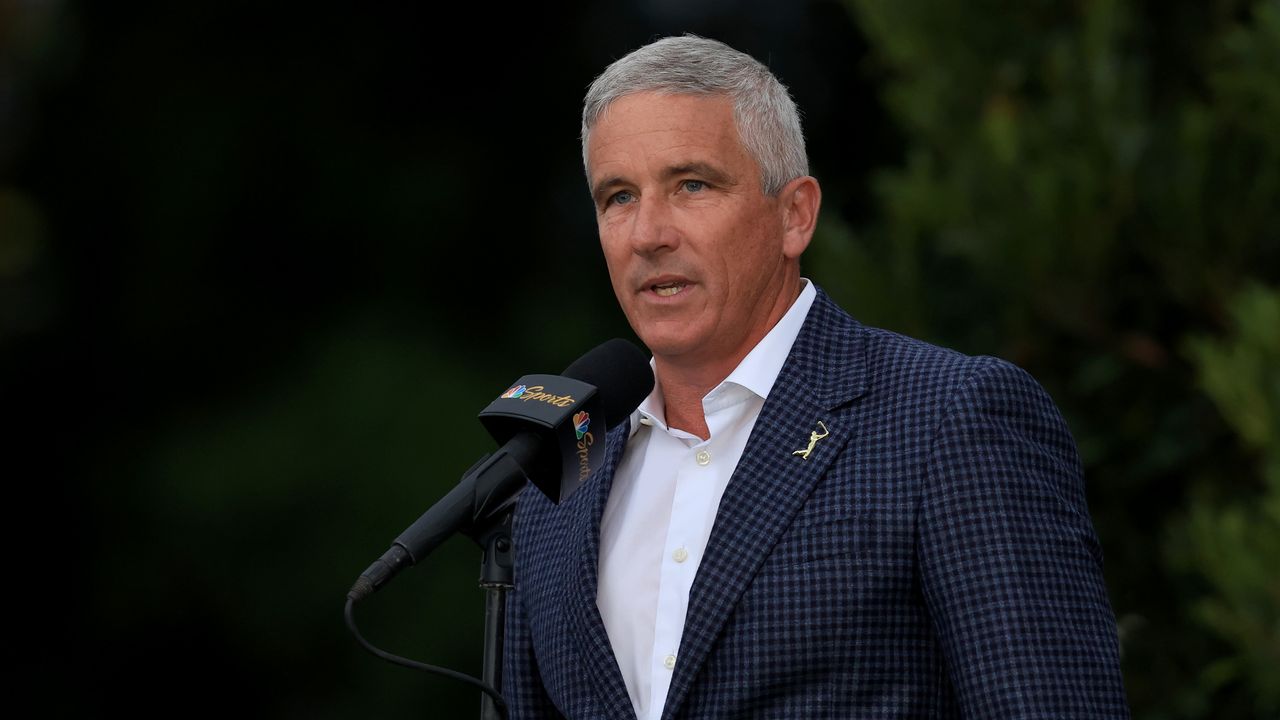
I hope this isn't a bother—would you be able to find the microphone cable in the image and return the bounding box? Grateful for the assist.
[344,596,509,718]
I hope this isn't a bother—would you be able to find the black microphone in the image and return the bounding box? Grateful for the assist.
[348,338,653,602]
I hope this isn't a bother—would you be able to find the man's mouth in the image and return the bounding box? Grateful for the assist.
[652,281,687,297]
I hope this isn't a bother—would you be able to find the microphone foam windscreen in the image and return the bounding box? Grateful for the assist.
[562,338,654,423]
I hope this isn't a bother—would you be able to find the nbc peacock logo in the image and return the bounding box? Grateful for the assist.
[573,411,591,439]
[501,385,527,399]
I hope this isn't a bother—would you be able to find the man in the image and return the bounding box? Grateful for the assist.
[504,34,1128,719]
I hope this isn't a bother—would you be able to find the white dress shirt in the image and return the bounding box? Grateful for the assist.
[596,279,817,720]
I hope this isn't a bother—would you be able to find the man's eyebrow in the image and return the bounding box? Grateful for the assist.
[591,176,628,205]
[662,162,735,186]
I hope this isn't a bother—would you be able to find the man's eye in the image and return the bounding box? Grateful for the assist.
[681,180,706,193]
[609,190,635,206]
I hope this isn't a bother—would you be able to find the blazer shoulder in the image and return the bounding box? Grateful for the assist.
[801,286,1044,410]
[856,322,1003,396]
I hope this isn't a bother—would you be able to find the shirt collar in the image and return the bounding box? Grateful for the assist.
[629,279,817,436]
[720,278,816,400]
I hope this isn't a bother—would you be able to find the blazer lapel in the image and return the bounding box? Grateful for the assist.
[563,421,636,718]
[661,290,869,720]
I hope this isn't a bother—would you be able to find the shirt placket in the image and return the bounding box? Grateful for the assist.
[647,435,715,718]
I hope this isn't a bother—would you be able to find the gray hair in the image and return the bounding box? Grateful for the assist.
[581,35,809,196]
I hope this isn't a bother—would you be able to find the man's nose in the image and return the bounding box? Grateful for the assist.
[629,197,680,255]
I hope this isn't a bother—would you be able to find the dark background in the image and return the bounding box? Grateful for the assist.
[4,1,1277,717]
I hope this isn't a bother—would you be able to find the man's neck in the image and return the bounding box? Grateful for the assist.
[652,279,805,440]
[652,368,719,440]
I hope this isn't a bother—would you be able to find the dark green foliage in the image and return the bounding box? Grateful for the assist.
[813,1,1280,716]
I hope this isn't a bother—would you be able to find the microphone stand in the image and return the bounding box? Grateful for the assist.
[471,510,515,720]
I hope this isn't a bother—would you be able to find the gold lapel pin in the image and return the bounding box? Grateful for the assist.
[792,420,830,460]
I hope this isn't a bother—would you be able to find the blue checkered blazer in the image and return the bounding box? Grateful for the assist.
[504,288,1129,719]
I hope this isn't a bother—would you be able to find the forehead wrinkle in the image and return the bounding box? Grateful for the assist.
[587,102,747,200]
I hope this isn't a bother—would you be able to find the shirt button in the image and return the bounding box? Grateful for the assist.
[672,547,689,563]
[663,654,676,670]
[695,450,711,466]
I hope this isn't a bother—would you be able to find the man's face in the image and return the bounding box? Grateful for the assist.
[586,92,803,371]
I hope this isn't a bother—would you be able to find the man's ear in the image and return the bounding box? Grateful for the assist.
[780,175,821,259]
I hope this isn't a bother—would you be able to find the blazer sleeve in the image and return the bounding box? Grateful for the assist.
[503,574,567,720]
[918,357,1130,718]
